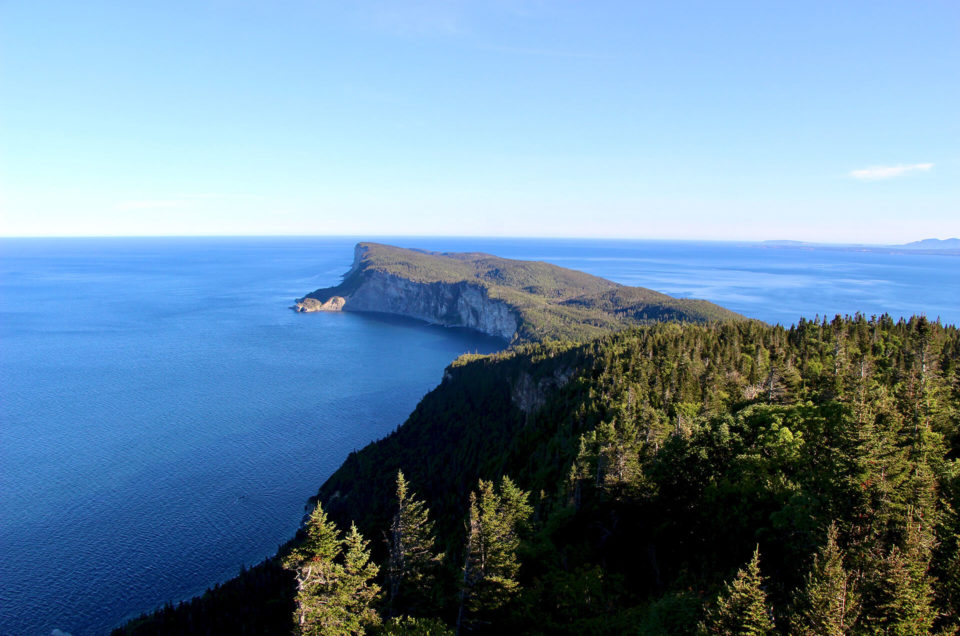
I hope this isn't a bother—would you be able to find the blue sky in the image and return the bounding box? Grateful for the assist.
[1,0,957,241]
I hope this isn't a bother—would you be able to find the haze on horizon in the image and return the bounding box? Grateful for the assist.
[1,1,957,243]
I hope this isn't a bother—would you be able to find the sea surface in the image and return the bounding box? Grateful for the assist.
[0,237,957,636]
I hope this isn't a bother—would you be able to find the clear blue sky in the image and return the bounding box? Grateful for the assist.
[1,1,957,241]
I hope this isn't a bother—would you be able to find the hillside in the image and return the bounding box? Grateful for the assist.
[296,242,745,344]
[117,315,960,635]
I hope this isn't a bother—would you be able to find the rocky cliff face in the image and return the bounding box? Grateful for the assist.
[296,271,519,342]
[510,366,575,415]
[295,296,346,312]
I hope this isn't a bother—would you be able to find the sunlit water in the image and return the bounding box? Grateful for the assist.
[0,237,956,635]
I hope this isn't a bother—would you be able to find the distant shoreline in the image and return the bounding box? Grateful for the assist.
[1,235,959,255]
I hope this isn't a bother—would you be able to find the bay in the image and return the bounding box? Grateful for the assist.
[0,236,956,636]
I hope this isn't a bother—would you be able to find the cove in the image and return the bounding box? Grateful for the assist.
[0,237,504,636]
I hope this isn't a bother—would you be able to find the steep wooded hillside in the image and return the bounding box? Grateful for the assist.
[117,315,960,635]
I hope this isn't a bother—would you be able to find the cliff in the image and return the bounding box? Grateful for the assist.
[296,244,518,340]
[296,242,746,344]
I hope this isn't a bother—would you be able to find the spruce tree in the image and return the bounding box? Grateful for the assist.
[387,470,443,617]
[933,478,960,629]
[283,504,381,635]
[457,477,532,633]
[791,524,859,636]
[861,543,936,635]
[705,546,775,636]
[283,503,345,635]
[340,523,382,633]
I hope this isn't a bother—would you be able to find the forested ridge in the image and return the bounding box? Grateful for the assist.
[116,315,960,635]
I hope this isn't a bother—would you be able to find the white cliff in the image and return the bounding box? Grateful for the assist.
[296,270,518,342]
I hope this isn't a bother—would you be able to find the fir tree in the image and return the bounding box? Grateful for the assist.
[283,503,345,635]
[790,524,859,636]
[387,470,443,617]
[457,477,532,633]
[283,504,381,635]
[933,473,960,630]
[340,523,382,633]
[705,547,775,636]
[861,542,937,635]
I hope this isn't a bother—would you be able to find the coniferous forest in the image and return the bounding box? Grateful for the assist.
[116,315,960,635]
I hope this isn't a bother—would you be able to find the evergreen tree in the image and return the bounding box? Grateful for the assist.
[704,547,775,636]
[340,523,382,633]
[283,503,345,635]
[457,477,532,633]
[861,542,937,635]
[933,470,960,630]
[282,504,381,635]
[790,524,859,636]
[382,616,455,635]
[387,470,443,617]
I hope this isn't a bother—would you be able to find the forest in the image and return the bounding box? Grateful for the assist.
[116,314,960,635]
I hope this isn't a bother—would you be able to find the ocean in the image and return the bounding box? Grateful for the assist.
[0,237,957,636]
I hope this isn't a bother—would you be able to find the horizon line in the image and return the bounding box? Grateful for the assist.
[0,233,957,248]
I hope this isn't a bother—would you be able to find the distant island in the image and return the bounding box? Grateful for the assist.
[295,242,744,344]
[760,237,960,254]
[900,237,960,250]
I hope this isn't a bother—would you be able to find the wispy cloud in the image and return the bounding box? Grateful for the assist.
[849,163,934,180]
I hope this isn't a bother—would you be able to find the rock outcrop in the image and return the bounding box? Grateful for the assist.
[510,366,575,415]
[295,296,346,312]
[295,244,519,342]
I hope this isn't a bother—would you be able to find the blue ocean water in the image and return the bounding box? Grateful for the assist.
[0,237,957,636]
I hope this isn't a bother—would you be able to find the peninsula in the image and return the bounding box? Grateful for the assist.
[295,242,744,344]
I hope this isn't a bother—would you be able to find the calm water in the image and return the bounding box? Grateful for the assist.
[0,237,957,636]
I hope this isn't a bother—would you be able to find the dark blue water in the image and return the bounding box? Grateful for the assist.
[0,237,956,636]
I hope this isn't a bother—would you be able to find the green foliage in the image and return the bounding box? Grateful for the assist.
[377,616,454,635]
[342,524,382,631]
[635,592,705,635]
[387,471,444,617]
[571,417,645,501]
[704,547,775,635]
[859,522,938,635]
[458,477,533,631]
[790,524,859,636]
[284,503,341,577]
[933,462,960,629]
[284,505,381,635]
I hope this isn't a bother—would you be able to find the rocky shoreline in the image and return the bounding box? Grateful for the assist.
[295,269,518,342]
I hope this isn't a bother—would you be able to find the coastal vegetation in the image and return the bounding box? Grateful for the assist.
[116,313,960,634]
[298,243,744,344]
